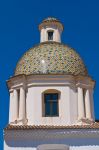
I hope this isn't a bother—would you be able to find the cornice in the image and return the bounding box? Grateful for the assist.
[7,74,95,90]
[4,122,99,130]
[39,21,64,31]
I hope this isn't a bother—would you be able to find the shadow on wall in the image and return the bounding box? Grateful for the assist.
[4,129,99,147]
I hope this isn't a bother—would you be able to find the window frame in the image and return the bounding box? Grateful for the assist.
[44,93,59,117]
[47,30,54,41]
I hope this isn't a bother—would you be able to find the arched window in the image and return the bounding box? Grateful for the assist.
[47,30,54,41]
[42,89,60,117]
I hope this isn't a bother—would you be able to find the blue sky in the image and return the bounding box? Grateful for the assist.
[0,0,99,149]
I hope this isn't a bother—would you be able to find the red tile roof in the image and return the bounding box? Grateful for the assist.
[4,122,99,130]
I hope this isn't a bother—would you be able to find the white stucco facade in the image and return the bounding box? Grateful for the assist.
[39,18,63,43]
[40,26,62,43]
[4,128,99,150]
[7,74,95,126]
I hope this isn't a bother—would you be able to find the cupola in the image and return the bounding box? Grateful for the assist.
[39,17,63,43]
[8,17,95,127]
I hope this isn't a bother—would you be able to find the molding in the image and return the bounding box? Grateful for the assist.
[77,118,94,125]
[7,74,95,90]
[10,118,28,125]
[39,21,63,31]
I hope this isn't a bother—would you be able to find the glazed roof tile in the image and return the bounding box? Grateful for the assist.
[5,122,99,130]
[15,42,88,76]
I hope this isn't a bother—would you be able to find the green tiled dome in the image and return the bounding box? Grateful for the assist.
[15,42,88,76]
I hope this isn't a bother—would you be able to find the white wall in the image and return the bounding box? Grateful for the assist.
[4,141,99,150]
[8,75,95,125]
[4,129,99,150]
[26,85,77,125]
[69,88,78,124]
[40,26,61,43]
[9,91,15,123]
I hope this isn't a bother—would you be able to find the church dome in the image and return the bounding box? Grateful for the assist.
[15,41,88,76]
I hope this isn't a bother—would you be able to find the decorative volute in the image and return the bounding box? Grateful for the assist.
[39,17,63,43]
